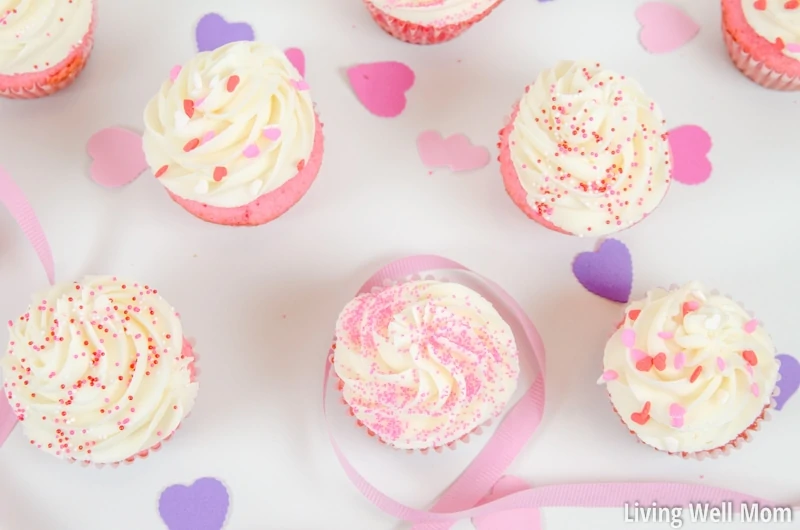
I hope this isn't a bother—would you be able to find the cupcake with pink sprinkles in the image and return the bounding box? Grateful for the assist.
[332,279,520,451]
[1,276,198,466]
[498,60,672,237]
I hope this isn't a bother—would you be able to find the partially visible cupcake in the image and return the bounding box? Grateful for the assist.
[142,41,324,226]
[0,0,96,99]
[599,281,779,458]
[722,0,800,90]
[498,60,672,237]
[1,276,198,466]
[332,279,520,451]
[363,0,502,45]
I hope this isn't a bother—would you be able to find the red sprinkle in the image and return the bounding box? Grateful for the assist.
[226,75,240,92]
[155,165,169,178]
[689,366,703,383]
[213,167,228,182]
[628,309,641,321]
[742,350,758,366]
[183,138,200,152]
[183,99,195,118]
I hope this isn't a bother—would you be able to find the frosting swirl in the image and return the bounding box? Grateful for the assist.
[370,0,499,26]
[1,277,198,464]
[333,280,519,450]
[0,0,93,76]
[742,0,800,60]
[508,60,671,236]
[142,41,316,209]
[600,282,779,454]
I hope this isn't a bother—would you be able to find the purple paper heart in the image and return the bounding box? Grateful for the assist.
[196,13,255,53]
[572,238,633,304]
[159,477,230,530]
[775,354,800,411]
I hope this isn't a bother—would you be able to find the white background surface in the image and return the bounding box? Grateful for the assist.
[0,0,799,528]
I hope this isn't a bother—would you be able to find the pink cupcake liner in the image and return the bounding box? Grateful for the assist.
[165,114,324,226]
[721,0,800,90]
[363,0,502,45]
[608,286,778,459]
[330,274,497,454]
[67,337,198,468]
[0,1,97,99]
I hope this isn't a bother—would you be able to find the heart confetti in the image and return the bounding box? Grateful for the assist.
[635,2,700,54]
[285,47,305,78]
[347,61,415,118]
[87,128,148,188]
[775,354,800,411]
[668,125,713,185]
[572,238,633,304]
[473,476,539,530]
[159,477,230,530]
[196,13,255,53]
[417,131,490,172]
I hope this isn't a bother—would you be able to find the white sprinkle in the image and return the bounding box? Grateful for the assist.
[194,180,209,194]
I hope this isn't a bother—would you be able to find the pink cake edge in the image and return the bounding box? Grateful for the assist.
[66,337,198,468]
[363,0,503,45]
[165,114,325,226]
[0,0,97,99]
[721,0,800,89]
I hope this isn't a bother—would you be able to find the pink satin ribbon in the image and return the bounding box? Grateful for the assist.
[323,255,796,528]
[0,166,55,447]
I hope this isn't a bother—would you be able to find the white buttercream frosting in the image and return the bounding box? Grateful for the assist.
[333,280,520,450]
[369,0,499,27]
[142,41,316,209]
[742,0,800,60]
[1,277,198,464]
[508,60,672,236]
[0,0,93,76]
[600,282,778,454]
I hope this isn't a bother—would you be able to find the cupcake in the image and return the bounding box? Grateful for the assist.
[498,60,672,237]
[1,276,198,466]
[599,282,779,458]
[722,0,800,90]
[0,0,96,99]
[142,41,324,226]
[363,0,502,45]
[332,279,520,451]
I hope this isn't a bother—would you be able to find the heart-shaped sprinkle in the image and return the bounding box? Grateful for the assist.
[155,165,169,178]
[183,99,195,119]
[213,167,227,182]
[631,349,647,362]
[636,356,654,372]
[754,0,767,9]
[674,352,686,369]
[716,357,726,371]
[787,0,800,8]
[751,383,760,397]
[653,353,667,371]
[744,319,758,334]
[226,75,240,92]
[183,138,200,152]
[742,350,758,366]
[263,127,282,141]
[669,403,686,417]
[657,331,673,340]
[628,309,641,321]
[689,365,703,383]
[170,65,182,82]
[631,401,651,425]
[242,144,260,158]
[621,329,636,348]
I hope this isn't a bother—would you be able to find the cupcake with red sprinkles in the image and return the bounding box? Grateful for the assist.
[363,0,503,45]
[498,60,672,237]
[332,279,520,452]
[0,0,97,99]
[1,276,198,466]
[722,0,800,90]
[598,281,779,459]
[143,41,323,226]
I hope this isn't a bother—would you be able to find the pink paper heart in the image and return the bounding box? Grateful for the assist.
[285,47,305,77]
[347,61,415,118]
[473,476,540,530]
[87,128,148,188]
[417,131,490,172]
[636,2,699,54]
[668,125,712,185]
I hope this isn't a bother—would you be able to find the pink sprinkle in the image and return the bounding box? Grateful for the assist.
[743,319,758,334]
[123,418,130,425]
[290,79,309,90]
[669,403,686,417]
[671,416,684,428]
[602,370,618,381]
[630,349,647,362]
[169,65,182,81]
[243,144,260,158]
[263,127,282,141]
[716,357,726,371]
[674,352,685,370]
[685,301,700,311]
[195,96,206,107]
[621,329,636,348]
[657,331,673,340]
[746,364,754,376]
[787,43,800,53]
[202,131,215,143]
[751,383,760,397]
